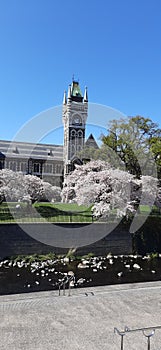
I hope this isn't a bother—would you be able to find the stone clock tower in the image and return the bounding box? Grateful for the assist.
[62,80,88,175]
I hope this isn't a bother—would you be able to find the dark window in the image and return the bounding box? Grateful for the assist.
[0,161,3,170]
[34,163,40,173]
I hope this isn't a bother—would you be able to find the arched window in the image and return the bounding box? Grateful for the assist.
[71,129,76,138]
[33,163,40,173]
[78,130,83,138]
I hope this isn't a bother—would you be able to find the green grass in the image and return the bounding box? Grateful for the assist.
[138,205,161,215]
[0,202,160,224]
[0,202,93,223]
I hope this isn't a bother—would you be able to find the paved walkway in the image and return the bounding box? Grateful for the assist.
[0,282,161,349]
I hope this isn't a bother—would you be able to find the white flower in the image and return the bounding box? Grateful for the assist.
[133,263,141,270]
[117,272,123,277]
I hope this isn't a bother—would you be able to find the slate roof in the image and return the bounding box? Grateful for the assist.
[85,134,99,149]
[0,133,99,162]
[0,140,64,161]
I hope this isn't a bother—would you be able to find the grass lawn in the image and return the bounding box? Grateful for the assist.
[0,202,160,224]
[0,202,93,223]
[139,205,161,215]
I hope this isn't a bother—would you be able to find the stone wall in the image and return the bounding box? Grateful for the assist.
[0,222,132,258]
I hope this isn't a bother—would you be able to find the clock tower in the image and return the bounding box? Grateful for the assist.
[62,80,88,175]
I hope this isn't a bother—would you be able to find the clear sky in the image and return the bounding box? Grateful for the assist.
[0,0,161,145]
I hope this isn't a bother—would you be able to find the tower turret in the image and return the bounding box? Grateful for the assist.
[84,86,88,102]
[63,90,67,105]
[62,80,88,175]
[67,84,72,101]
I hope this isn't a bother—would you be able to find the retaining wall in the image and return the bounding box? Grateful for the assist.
[0,222,132,258]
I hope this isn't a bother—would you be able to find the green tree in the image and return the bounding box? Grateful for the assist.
[101,116,161,178]
[149,136,161,179]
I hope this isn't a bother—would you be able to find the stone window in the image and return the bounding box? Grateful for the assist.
[10,161,17,171]
[45,164,52,173]
[33,163,40,173]
[0,161,3,170]
[56,164,62,174]
[71,129,76,138]
[20,163,26,172]
[78,130,83,138]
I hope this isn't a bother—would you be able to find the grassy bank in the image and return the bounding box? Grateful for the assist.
[0,202,161,226]
[0,202,93,223]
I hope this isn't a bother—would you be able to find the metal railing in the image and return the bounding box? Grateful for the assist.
[114,325,161,349]
[57,272,75,297]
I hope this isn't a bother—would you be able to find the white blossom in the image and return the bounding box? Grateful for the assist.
[0,169,62,204]
[62,160,158,219]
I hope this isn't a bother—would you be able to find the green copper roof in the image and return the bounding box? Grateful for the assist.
[71,81,82,97]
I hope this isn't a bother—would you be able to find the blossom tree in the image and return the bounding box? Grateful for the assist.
[42,181,61,202]
[0,169,26,202]
[0,169,62,204]
[24,174,44,203]
[62,160,158,219]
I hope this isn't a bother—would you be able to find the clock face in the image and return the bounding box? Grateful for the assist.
[73,115,81,125]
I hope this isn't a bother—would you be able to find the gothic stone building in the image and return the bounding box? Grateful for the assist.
[0,81,98,186]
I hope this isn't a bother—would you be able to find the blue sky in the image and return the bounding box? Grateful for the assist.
[0,0,161,145]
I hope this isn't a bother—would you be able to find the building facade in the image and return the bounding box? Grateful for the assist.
[0,80,98,186]
[0,140,64,186]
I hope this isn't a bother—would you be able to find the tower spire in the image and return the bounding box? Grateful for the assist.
[67,84,71,100]
[63,90,67,105]
[84,86,88,102]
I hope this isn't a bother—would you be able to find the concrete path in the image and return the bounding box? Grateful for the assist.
[0,282,161,349]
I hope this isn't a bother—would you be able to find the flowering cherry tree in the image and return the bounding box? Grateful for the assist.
[0,169,61,204]
[24,174,44,203]
[62,160,158,219]
[42,181,61,202]
[0,169,25,202]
